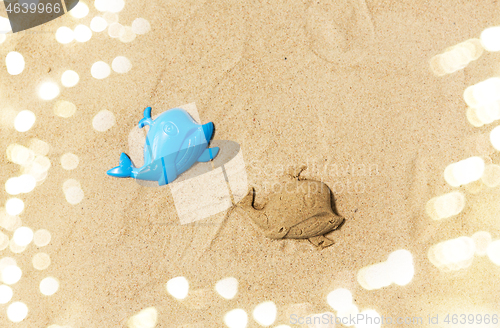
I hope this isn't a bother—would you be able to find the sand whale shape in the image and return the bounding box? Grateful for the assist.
[107,107,219,186]
[239,167,344,249]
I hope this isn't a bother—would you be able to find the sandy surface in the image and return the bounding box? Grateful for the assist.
[1,0,500,327]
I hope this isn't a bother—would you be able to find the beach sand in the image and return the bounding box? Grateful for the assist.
[1,0,500,327]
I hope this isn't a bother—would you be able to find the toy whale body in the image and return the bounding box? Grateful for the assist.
[107,107,219,186]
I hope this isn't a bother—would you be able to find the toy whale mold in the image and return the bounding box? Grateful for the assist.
[107,106,219,186]
[238,166,344,249]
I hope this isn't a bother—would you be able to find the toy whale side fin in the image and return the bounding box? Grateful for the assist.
[202,122,215,142]
[107,153,133,178]
[198,147,219,162]
[138,106,154,128]
[158,157,178,186]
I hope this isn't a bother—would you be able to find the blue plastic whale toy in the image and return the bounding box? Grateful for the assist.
[107,106,219,186]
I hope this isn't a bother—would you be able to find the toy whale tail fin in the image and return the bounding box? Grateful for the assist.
[138,106,154,128]
[202,122,214,142]
[107,153,133,178]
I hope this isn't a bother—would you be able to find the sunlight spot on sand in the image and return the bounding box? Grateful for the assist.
[119,26,136,43]
[63,179,81,192]
[253,301,277,326]
[0,16,12,34]
[355,309,381,328]
[5,53,23,78]
[166,276,189,300]
[490,125,500,150]
[386,249,414,286]
[426,191,466,221]
[428,236,475,271]
[430,39,483,76]
[33,253,51,270]
[486,240,500,265]
[0,208,22,231]
[6,51,25,75]
[14,110,35,132]
[22,155,51,183]
[65,186,84,205]
[327,288,353,312]
[74,24,92,42]
[112,56,132,73]
[13,226,33,246]
[2,265,22,285]
[0,232,8,251]
[215,277,238,300]
[33,229,51,247]
[127,307,158,328]
[70,1,89,18]
[6,198,24,216]
[358,250,414,290]
[444,157,484,187]
[480,26,500,52]
[6,175,34,195]
[94,0,108,11]
[481,164,500,187]
[56,26,74,44]
[108,22,124,38]
[107,0,125,13]
[9,239,26,253]
[92,110,115,131]
[103,12,119,24]
[91,61,111,79]
[90,16,108,32]
[466,107,484,127]
[40,277,59,295]
[7,301,28,322]
[224,309,248,328]
[54,100,76,118]
[337,304,359,327]
[0,285,13,304]
[61,70,79,87]
[7,144,34,166]
[0,258,16,272]
[29,139,49,156]
[38,82,60,101]
[132,18,150,35]
[464,78,500,109]
[472,231,491,257]
[61,153,79,170]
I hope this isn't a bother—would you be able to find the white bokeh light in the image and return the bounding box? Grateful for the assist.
[327,288,353,312]
[14,110,36,132]
[40,277,59,296]
[112,56,132,73]
[119,26,136,43]
[127,307,158,328]
[6,198,24,216]
[33,229,51,247]
[252,301,277,327]
[70,1,89,18]
[108,23,124,38]
[32,252,51,270]
[224,309,248,328]
[91,61,111,79]
[61,70,80,87]
[13,227,33,246]
[6,52,25,76]
[55,26,74,44]
[7,302,28,322]
[61,153,79,170]
[38,82,60,101]
[74,24,92,42]
[480,26,500,52]
[0,285,13,304]
[166,276,189,300]
[90,16,108,32]
[215,277,238,300]
[92,110,116,131]
[132,18,151,35]
[1,265,22,285]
